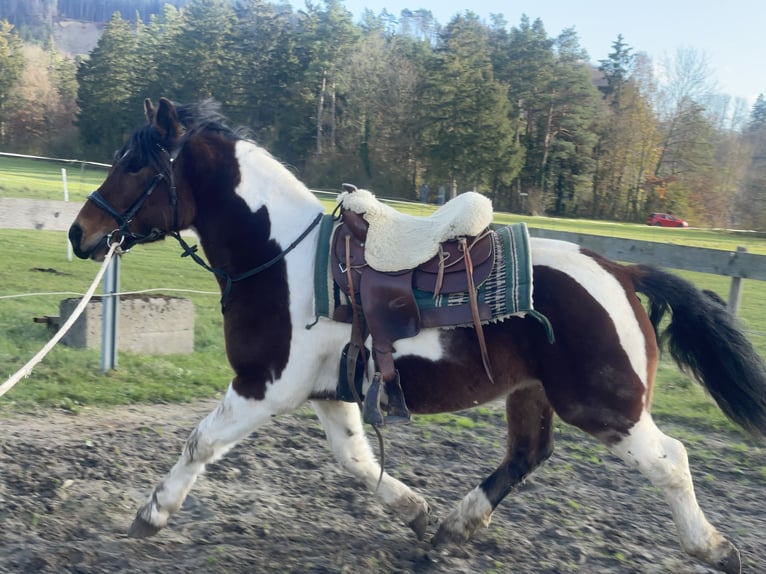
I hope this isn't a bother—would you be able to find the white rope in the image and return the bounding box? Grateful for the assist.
[0,243,119,398]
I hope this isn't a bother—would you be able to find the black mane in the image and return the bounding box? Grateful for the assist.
[115,99,243,174]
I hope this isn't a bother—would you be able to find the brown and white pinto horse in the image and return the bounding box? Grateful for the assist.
[68,98,766,574]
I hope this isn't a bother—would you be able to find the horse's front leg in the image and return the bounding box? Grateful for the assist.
[128,385,280,538]
[311,399,431,539]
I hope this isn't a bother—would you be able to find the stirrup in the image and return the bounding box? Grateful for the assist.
[362,371,411,426]
[384,371,411,424]
[363,373,385,426]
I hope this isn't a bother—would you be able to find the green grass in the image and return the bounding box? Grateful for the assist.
[2,159,766,429]
[1,230,230,412]
[0,155,109,202]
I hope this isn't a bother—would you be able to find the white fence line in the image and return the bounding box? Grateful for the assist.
[0,151,110,168]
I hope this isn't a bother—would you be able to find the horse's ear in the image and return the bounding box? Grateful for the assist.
[154,97,181,140]
[144,98,156,123]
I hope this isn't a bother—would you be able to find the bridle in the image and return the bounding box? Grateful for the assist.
[87,145,180,249]
[87,141,323,311]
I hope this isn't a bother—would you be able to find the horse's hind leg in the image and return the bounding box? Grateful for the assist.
[311,399,431,538]
[432,381,554,547]
[128,386,278,538]
[606,411,741,574]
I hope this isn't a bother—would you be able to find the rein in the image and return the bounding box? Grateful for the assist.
[170,212,323,311]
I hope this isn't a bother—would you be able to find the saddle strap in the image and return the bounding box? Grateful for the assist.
[345,234,368,403]
[462,237,494,384]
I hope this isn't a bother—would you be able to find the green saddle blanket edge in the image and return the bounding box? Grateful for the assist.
[312,214,336,322]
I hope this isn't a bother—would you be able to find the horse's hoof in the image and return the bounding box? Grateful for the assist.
[408,505,430,540]
[430,523,464,549]
[715,542,741,574]
[127,515,163,538]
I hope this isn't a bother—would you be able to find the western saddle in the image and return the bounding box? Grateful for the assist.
[331,184,496,426]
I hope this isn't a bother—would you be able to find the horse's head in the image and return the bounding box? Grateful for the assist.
[69,97,189,261]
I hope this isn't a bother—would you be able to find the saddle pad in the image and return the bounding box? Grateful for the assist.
[415,223,535,323]
[313,216,553,340]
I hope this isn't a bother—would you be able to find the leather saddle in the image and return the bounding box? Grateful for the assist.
[331,184,496,426]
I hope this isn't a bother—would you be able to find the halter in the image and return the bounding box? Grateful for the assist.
[87,145,180,249]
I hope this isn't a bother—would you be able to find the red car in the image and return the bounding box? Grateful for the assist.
[646,213,688,227]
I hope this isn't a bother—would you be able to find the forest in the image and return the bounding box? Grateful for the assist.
[1,0,765,229]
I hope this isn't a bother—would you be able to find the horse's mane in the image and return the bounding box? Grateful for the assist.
[179,99,253,139]
[115,99,248,174]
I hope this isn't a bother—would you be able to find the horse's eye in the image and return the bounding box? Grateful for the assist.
[123,156,146,174]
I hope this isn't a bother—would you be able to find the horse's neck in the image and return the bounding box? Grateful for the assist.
[190,139,322,317]
[233,141,323,239]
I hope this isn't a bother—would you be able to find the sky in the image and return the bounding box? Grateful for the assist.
[339,0,764,107]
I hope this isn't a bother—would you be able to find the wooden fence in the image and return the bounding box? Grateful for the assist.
[527,228,766,315]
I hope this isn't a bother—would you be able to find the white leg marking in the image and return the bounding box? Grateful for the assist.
[134,385,280,532]
[311,400,429,532]
[434,487,493,545]
[608,412,734,565]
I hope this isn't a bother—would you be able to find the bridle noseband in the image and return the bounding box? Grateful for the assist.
[87,145,180,249]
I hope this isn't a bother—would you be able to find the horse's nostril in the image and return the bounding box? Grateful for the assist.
[68,224,82,247]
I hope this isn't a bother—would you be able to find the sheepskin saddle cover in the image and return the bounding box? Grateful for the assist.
[337,189,493,272]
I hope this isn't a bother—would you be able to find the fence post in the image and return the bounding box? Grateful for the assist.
[727,246,747,315]
[62,168,73,261]
[101,255,120,372]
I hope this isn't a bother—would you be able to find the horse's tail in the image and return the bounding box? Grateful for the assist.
[631,264,766,438]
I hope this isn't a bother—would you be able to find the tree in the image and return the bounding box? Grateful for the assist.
[597,34,633,106]
[592,41,661,220]
[495,15,555,212]
[132,4,184,105]
[648,48,718,217]
[542,28,600,216]
[76,13,139,159]
[0,19,23,147]
[327,21,422,193]
[229,0,302,153]
[735,96,766,230]
[168,0,237,103]
[4,43,79,155]
[299,0,358,157]
[749,94,766,131]
[419,13,518,200]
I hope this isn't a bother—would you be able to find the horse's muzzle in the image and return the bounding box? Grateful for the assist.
[68,223,94,260]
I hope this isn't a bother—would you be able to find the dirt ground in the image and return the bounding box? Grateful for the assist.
[0,399,764,574]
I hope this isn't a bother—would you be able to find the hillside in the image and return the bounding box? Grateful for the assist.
[53,18,101,56]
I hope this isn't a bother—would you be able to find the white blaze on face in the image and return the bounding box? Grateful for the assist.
[530,238,649,387]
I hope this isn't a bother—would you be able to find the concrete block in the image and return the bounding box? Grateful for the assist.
[59,295,194,354]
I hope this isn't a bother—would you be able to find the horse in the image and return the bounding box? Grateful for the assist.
[68,98,766,574]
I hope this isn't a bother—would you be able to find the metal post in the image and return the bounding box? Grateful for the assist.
[101,255,120,372]
[62,168,72,261]
[727,246,747,316]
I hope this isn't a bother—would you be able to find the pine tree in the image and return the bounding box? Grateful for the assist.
[76,13,139,159]
[749,94,766,132]
[419,13,518,200]
[0,19,23,147]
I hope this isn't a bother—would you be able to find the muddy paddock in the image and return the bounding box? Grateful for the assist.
[0,399,764,573]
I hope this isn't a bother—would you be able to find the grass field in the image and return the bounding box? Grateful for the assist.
[1,158,765,437]
[0,155,108,202]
